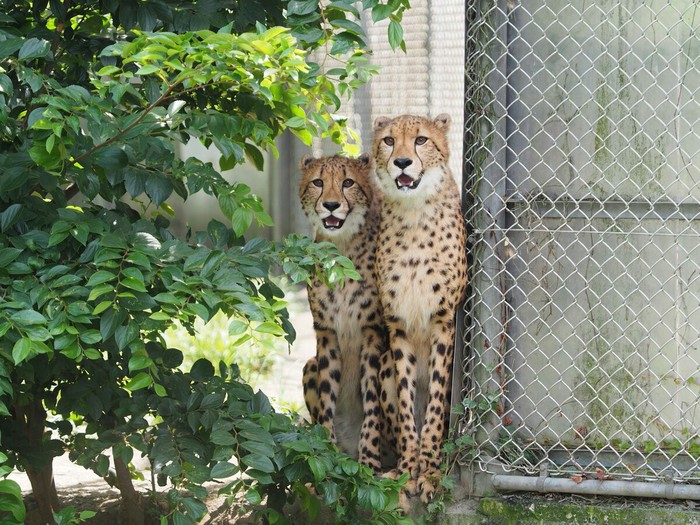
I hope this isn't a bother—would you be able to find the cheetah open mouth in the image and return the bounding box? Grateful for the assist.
[322,216,345,230]
[395,174,421,190]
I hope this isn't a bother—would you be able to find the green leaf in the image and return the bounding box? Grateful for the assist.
[181,498,207,520]
[87,270,117,287]
[136,64,160,76]
[100,307,126,340]
[95,454,110,477]
[371,3,394,22]
[79,330,102,345]
[0,479,25,521]
[93,301,112,315]
[153,383,167,397]
[145,174,173,206]
[307,456,326,481]
[93,146,127,172]
[244,143,265,171]
[210,461,238,479]
[245,488,262,505]
[128,353,152,372]
[115,323,139,350]
[330,18,364,36]
[0,204,22,232]
[388,19,404,51]
[240,439,275,457]
[154,292,180,304]
[0,38,23,60]
[88,283,114,301]
[125,169,146,197]
[228,319,248,336]
[210,430,237,446]
[173,511,195,525]
[241,453,275,473]
[287,0,319,15]
[0,248,22,267]
[231,208,253,237]
[285,116,306,129]
[125,372,152,391]
[67,301,92,317]
[10,309,46,325]
[255,322,285,336]
[189,359,215,381]
[83,348,102,359]
[18,38,50,60]
[12,338,32,364]
[121,276,147,293]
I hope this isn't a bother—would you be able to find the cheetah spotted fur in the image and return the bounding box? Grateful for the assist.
[299,154,387,472]
[372,114,468,501]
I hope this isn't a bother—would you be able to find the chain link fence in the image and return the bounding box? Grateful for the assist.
[461,0,700,487]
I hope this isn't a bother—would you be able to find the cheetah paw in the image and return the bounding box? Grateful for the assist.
[417,471,442,503]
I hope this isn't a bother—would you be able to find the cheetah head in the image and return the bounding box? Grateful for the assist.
[372,114,451,200]
[299,154,374,240]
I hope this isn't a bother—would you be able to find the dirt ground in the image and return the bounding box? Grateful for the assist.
[12,290,317,525]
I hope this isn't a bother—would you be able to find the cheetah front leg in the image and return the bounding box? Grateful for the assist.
[310,326,341,442]
[357,327,385,472]
[385,317,421,490]
[378,350,399,454]
[303,357,321,422]
[417,314,455,502]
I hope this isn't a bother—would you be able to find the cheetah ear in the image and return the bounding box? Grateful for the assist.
[434,113,451,131]
[358,153,371,167]
[373,116,392,131]
[300,156,314,170]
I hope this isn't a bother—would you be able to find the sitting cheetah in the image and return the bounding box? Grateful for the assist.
[372,114,468,500]
[299,154,387,472]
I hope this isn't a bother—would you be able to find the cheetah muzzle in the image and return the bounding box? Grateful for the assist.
[395,173,421,191]
[322,216,344,229]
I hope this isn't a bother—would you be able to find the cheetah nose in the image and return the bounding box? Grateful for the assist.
[393,157,413,170]
[323,201,341,212]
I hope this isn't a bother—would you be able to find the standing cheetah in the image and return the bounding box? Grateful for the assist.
[299,154,387,471]
[373,114,468,500]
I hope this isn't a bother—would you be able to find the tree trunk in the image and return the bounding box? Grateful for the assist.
[26,463,59,525]
[15,397,60,525]
[113,447,144,525]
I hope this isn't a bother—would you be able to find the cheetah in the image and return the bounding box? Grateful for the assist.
[372,114,468,500]
[299,154,387,472]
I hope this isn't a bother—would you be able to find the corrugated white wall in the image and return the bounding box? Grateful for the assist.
[355,0,465,180]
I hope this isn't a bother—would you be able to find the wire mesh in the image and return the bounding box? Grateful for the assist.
[461,0,700,483]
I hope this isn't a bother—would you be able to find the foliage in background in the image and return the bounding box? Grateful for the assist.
[164,312,280,385]
[0,0,410,523]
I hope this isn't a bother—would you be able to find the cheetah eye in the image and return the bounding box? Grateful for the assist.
[311,179,323,188]
[415,136,428,145]
[383,137,394,146]
[342,179,355,188]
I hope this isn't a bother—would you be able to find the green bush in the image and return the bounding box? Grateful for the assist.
[0,0,411,523]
